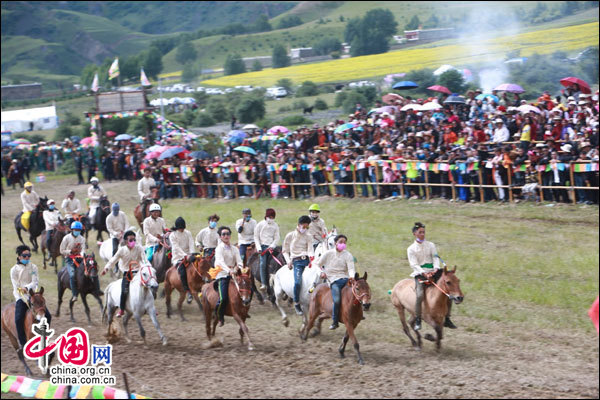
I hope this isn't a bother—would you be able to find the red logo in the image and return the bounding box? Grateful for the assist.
[25,323,89,367]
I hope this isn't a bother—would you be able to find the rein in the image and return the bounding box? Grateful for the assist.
[419,273,451,298]
[140,265,154,286]
[125,261,140,282]
[351,280,369,305]
[231,273,251,298]
[267,248,284,267]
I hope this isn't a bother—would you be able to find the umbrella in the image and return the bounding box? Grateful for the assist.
[444,95,466,104]
[180,97,196,104]
[427,85,452,95]
[144,144,165,154]
[382,93,403,104]
[149,98,169,106]
[158,146,186,160]
[105,131,117,137]
[144,151,161,160]
[369,105,398,115]
[242,124,259,130]
[9,138,31,146]
[267,125,289,134]
[560,77,591,94]
[334,123,356,134]
[421,102,443,111]
[392,81,418,90]
[70,135,82,143]
[131,136,145,144]
[475,93,499,103]
[233,146,257,156]
[168,97,183,105]
[80,137,96,145]
[228,130,247,139]
[493,83,525,94]
[189,150,211,160]
[433,64,456,76]
[517,104,541,114]
[400,103,422,111]
[114,134,133,141]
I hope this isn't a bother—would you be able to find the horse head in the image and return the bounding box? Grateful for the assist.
[326,227,338,250]
[83,252,99,279]
[28,287,47,321]
[233,267,252,306]
[37,196,49,211]
[56,218,69,232]
[351,272,371,311]
[150,186,160,200]
[189,253,211,283]
[139,264,159,298]
[440,266,464,304]
[99,196,110,212]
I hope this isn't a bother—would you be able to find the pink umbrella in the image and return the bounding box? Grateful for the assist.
[494,83,525,93]
[427,85,452,95]
[144,151,161,160]
[382,93,403,104]
[267,125,289,134]
[80,137,96,145]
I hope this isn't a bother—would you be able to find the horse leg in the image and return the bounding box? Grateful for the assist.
[165,281,173,319]
[301,307,318,341]
[42,248,47,270]
[30,234,38,253]
[17,348,33,376]
[408,315,423,349]
[81,294,92,325]
[94,294,103,317]
[396,306,418,349]
[311,316,325,338]
[193,291,203,313]
[148,305,168,346]
[177,290,187,322]
[56,281,65,317]
[274,290,289,327]
[347,325,364,365]
[232,313,253,351]
[133,313,147,345]
[122,312,133,343]
[434,324,443,351]
[338,331,349,358]
[69,296,76,323]
[251,279,264,305]
[16,227,26,247]
[202,295,212,340]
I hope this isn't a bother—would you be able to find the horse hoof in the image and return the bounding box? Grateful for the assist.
[282,319,289,327]
[162,337,168,346]
[424,333,436,342]
[248,345,254,351]
[358,359,364,365]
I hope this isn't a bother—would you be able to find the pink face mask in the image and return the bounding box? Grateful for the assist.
[336,243,346,252]
[127,240,136,248]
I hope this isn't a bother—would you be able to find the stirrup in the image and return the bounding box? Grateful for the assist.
[329,322,339,330]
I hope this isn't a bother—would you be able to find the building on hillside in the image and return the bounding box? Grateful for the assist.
[1,83,43,101]
[290,48,314,59]
[403,28,455,41]
[1,106,59,133]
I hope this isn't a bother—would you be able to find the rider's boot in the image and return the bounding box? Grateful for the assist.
[444,316,457,329]
[414,316,422,331]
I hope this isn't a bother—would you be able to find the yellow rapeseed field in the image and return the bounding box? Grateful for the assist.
[201,22,598,87]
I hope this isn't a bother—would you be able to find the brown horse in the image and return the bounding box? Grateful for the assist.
[390,266,464,351]
[134,187,160,228]
[300,272,372,365]
[201,268,254,350]
[41,218,69,272]
[164,253,212,321]
[1,288,54,376]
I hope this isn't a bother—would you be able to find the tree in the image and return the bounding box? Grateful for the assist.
[251,59,263,71]
[276,78,293,94]
[223,53,246,76]
[403,68,436,91]
[313,37,342,56]
[276,15,303,29]
[143,46,163,79]
[235,95,266,123]
[181,62,198,83]
[296,81,319,97]
[126,116,149,137]
[206,97,229,122]
[405,15,421,31]
[175,41,197,65]
[437,69,466,94]
[251,15,272,33]
[424,14,440,29]
[121,55,141,82]
[272,44,291,68]
[344,9,397,57]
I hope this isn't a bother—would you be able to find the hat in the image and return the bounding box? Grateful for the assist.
[11,159,17,163]
[560,144,572,152]
[535,143,546,148]
[495,118,503,123]
[24,181,33,187]
[415,132,423,138]
[578,100,588,106]
[552,116,562,120]
[90,177,99,183]
[475,88,483,93]
[47,199,55,205]
[580,141,591,148]
[568,101,577,106]
[579,94,591,98]
[567,96,575,101]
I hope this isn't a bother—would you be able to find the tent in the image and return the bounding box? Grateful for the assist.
[1,106,59,133]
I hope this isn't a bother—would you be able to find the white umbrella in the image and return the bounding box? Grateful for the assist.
[433,64,456,76]
[517,104,541,114]
[181,97,196,104]
[168,97,183,105]
[400,103,422,111]
[421,102,442,111]
[242,124,259,130]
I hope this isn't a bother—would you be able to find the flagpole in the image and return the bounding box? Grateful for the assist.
[159,77,165,139]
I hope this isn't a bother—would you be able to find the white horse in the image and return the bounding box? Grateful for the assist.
[99,227,142,278]
[102,264,167,346]
[270,227,337,333]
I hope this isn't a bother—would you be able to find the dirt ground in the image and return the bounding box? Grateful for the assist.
[1,177,598,399]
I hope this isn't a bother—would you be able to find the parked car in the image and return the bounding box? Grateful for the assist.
[266,87,288,98]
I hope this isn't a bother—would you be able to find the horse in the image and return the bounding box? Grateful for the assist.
[390,266,464,351]
[246,245,285,305]
[303,106,314,115]
[201,268,254,351]
[14,196,48,253]
[314,226,338,262]
[149,231,172,283]
[103,264,167,346]
[164,253,212,321]
[300,272,372,365]
[1,288,55,376]
[56,253,103,324]
[134,187,160,228]
[41,218,69,272]
[88,195,110,243]
[99,227,143,278]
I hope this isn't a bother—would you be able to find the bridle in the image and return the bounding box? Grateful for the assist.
[231,270,252,300]
[351,279,370,305]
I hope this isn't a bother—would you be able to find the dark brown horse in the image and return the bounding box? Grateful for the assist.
[1,287,54,376]
[164,253,212,321]
[134,187,160,228]
[300,272,371,365]
[390,266,464,351]
[150,231,172,283]
[201,268,255,350]
[56,253,103,324]
[14,196,48,253]
[246,245,285,305]
[41,218,69,272]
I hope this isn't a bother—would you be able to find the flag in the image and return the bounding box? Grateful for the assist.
[589,295,599,334]
[108,58,119,80]
[91,73,99,92]
[140,68,151,86]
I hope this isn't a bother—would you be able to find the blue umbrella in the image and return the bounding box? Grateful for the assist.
[114,134,133,141]
[189,150,210,159]
[334,123,356,134]
[131,136,144,144]
[392,81,418,90]
[158,146,186,160]
[144,144,162,154]
[228,130,247,140]
[475,93,499,103]
[233,146,257,155]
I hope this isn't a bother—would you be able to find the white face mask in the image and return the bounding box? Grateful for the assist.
[267,218,274,224]
[298,226,307,234]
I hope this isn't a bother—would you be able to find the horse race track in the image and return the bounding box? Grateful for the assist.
[1,176,598,398]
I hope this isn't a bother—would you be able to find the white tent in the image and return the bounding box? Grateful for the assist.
[1,106,58,133]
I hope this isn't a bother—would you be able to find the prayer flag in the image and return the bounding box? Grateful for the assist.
[140,68,151,86]
[17,378,34,395]
[1,375,17,393]
[589,295,599,334]
[108,58,120,80]
[91,386,106,399]
[91,73,99,92]
[103,387,116,399]
[22,379,41,397]
[34,381,50,398]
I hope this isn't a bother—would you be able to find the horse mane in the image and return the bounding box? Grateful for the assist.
[432,268,444,283]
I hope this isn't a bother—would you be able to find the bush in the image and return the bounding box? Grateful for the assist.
[55,124,73,141]
[314,98,328,110]
[292,100,309,110]
[63,111,81,126]
[278,106,292,112]
[193,112,215,127]
[330,51,341,59]
[341,91,368,114]
[206,97,229,122]
[335,91,347,107]
[296,81,319,97]
[278,115,312,126]
[56,158,76,175]
[235,95,266,123]
[255,118,274,129]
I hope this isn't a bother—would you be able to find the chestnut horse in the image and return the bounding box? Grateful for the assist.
[134,187,160,228]
[164,253,212,321]
[1,288,54,376]
[300,272,371,365]
[201,268,254,350]
[390,266,464,351]
[41,218,69,272]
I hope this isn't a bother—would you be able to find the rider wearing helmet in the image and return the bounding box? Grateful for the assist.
[143,203,167,263]
[235,208,256,263]
[102,230,146,318]
[87,177,106,222]
[106,202,129,257]
[60,221,89,303]
[307,204,327,250]
[20,181,40,231]
[170,217,196,304]
[42,199,60,260]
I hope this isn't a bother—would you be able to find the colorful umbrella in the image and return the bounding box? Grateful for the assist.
[189,150,211,159]
[475,93,499,103]
[427,85,451,95]
[105,130,117,137]
[559,77,591,94]
[233,146,257,155]
[8,138,31,146]
[144,151,161,160]
[158,146,187,160]
[114,134,133,141]
[493,83,525,93]
[382,93,403,104]
[131,136,145,144]
[392,81,418,90]
[400,103,422,111]
[242,124,259,130]
[267,125,289,134]
[334,123,356,134]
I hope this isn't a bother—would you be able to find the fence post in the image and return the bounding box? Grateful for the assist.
[537,169,544,202]
[507,165,513,203]
[569,162,577,204]
[450,170,456,202]
[424,168,430,200]
[352,166,357,197]
[374,164,380,198]
[290,175,296,199]
[478,168,484,203]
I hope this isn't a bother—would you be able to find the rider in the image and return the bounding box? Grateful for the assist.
[60,221,91,303]
[87,177,106,224]
[106,202,129,257]
[214,226,243,327]
[287,215,313,315]
[20,181,40,231]
[42,199,60,260]
[235,208,256,264]
[138,167,157,219]
[61,190,81,224]
[143,203,167,263]
[102,230,147,318]
[195,214,220,258]
[315,234,355,330]
[170,217,196,304]
[11,245,52,356]
[407,222,457,331]
[254,208,280,293]
[307,204,327,250]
